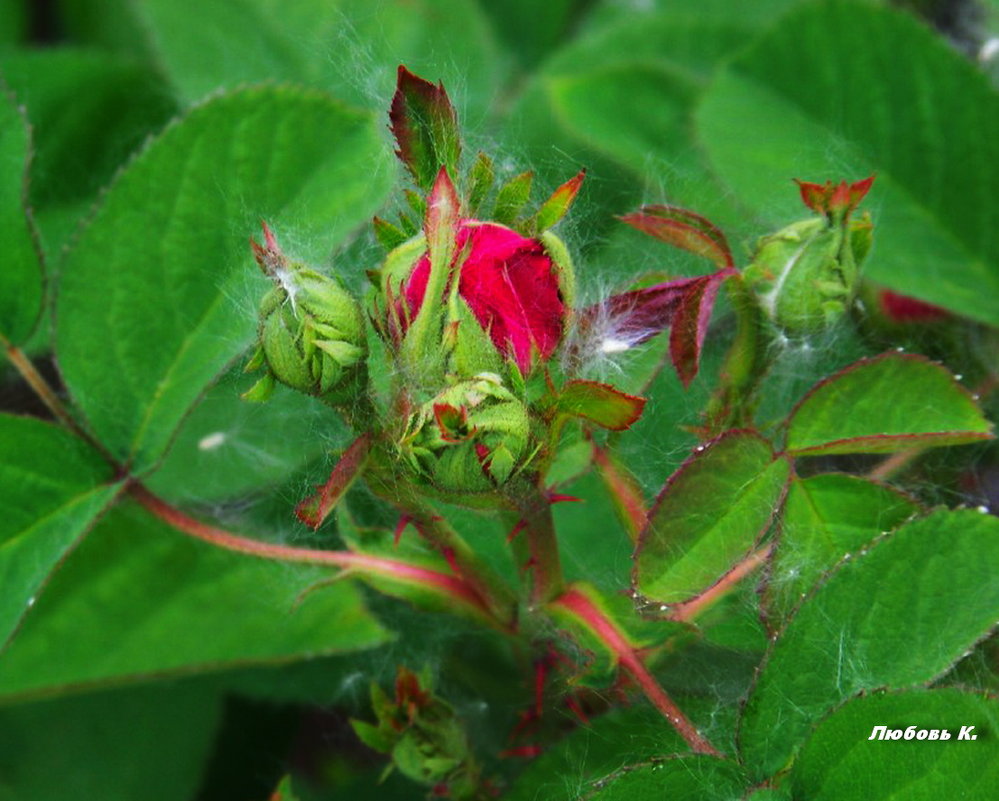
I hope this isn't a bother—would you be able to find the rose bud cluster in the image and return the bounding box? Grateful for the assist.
[743,176,875,335]
[399,373,532,500]
[246,66,645,511]
[244,222,367,406]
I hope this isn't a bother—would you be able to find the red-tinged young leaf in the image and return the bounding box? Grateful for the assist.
[534,170,585,232]
[554,380,646,430]
[619,205,734,269]
[295,433,373,529]
[878,288,949,322]
[592,443,647,542]
[434,403,473,442]
[634,430,791,606]
[389,65,460,191]
[669,273,725,388]
[583,275,703,349]
[785,352,993,456]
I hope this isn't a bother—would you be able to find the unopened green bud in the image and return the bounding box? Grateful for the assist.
[244,223,366,404]
[401,373,533,497]
[743,177,875,336]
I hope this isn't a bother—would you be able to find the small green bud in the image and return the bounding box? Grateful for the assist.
[401,373,533,497]
[246,222,367,404]
[743,177,875,336]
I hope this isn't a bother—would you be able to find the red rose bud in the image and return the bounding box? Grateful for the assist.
[381,220,573,377]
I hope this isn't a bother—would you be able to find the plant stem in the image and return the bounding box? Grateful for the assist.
[551,585,720,756]
[703,275,770,436]
[365,462,519,627]
[2,334,77,433]
[667,544,773,623]
[508,482,565,608]
[130,482,503,626]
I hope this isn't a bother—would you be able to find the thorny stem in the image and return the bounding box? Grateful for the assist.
[130,482,505,628]
[667,543,773,623]
[551,585,720,756]
[508,481,565,609]
[365,459,519,627]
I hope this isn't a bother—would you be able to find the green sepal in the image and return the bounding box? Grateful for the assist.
[540,230,576,312]
[448,295,504,377]
[405,188,428,220]
[493,170,533,226]
[465,151,494,217]
[350,719,395,754]
[373,216,409,250]
[240,370,275,403]
[532,170,585,233]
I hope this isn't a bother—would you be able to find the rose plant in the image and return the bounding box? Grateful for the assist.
[3,3,999,800]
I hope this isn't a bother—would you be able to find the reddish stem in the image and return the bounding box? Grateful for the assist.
[551,585,720,756]
[667,544,773,623]
[130,483,497,623]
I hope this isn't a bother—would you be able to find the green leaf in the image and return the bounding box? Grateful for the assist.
[133,0,502,117]
[144,365,349,503]
[504,698,739,801]
[791,690,999,800]
[0,84,42,345]
[635,431,790,605]
[554,380,647,431]
[0,500,390,701]
[56,86,392,472]
[585,756,748,801]
[695,1,999,325]
[0,48,177,254]
[0,414,121,650]
[0,681,222,801]
[740,508,999,779]
[785,353,992,456]
[765,473,919,622]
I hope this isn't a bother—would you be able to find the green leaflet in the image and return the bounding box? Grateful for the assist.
[56,85,392,471]
[635,431,790,605]
[0,501,390,701]
[0,415,121,650]
[791,690,999,800]
[740,508,999,779]
[765,473,919,622]
[0,86,42,345]
[785,353,991,456]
